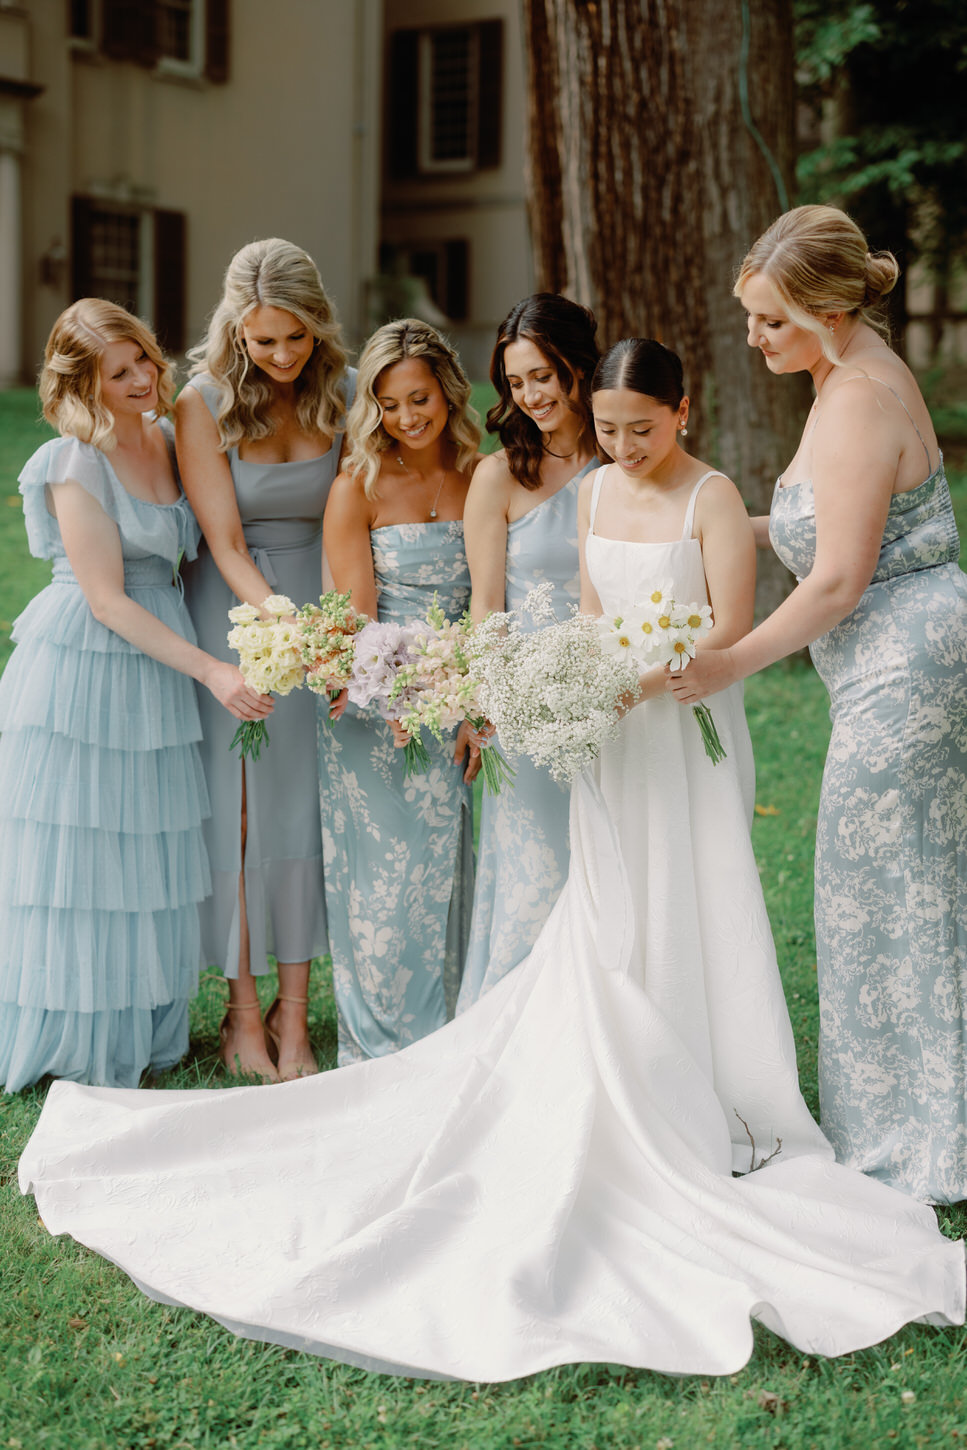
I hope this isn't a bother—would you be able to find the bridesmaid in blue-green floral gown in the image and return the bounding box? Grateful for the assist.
[460,295,600,1007]
[319,320,482,1064]
[670,205,967,1204]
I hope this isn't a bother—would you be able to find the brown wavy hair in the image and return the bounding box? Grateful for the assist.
[487,294,600,490]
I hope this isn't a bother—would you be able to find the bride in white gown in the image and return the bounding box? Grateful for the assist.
[18,339,964,1381]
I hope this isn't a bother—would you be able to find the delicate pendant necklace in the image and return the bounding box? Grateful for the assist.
[397,453,446,520]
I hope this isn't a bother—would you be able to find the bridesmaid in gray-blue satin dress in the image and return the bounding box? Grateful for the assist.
[668,205,967,1203]
[319,320,482,1064]
[459,294,600,1008]
[177,239,353,1082]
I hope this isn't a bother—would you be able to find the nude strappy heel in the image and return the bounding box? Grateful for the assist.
[263,994,319,1080]
[219,1000,280,1082]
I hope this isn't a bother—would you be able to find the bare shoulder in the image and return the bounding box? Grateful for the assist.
[466,450,514,508]
[694,470,747,520]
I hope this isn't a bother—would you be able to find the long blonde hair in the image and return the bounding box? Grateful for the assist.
[344,319,480,499]
[188,238,348,450]
[735,204,900,363]
[39,299,175,452]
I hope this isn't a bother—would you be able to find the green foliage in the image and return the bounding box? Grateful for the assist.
[795,0,967,266]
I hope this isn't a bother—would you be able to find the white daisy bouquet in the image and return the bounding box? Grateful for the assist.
[468,583,640,785]
[299,590,370,716]
[226,594,306,760]
[597,580,726,763]
[388,599,514,793]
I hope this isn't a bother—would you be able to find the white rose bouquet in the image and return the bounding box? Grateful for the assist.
[468,584,640,785]
[226,595,305,760]
[597,580,726,763]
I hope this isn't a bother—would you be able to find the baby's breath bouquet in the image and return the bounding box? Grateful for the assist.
[299,590,370,719]
[389,600,514,793]
[597,580,725,763]
[226,595,306,760]
[468,583,640,786]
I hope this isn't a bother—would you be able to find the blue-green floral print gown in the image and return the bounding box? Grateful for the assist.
[770,403,967,1204]
[458,461,594,1009]
[0,427,207,1090]
[318,521,474,1064]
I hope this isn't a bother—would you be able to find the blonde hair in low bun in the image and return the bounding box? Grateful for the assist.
[735,204,900,361]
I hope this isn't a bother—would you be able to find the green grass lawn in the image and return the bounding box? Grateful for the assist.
[1,391,967,1449]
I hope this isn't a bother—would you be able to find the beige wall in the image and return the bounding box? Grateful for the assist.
[381,0,532,378]
[4,0,530,387]
[10,0,382,383]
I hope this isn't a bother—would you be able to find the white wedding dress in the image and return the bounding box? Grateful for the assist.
[18,471,964,1380]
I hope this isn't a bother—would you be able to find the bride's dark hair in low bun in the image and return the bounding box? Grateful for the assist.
[591,338,685,409]
[734,205,899,360]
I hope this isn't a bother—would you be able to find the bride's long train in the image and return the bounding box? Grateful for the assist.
[19,773,965,1381]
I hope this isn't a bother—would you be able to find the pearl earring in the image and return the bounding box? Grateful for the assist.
[679,423,688,436]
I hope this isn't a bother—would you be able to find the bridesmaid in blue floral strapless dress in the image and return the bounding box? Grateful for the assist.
[460,294,600,1007]
[0,301,268,1091]
[319,320,482,1064]
[177,240,353,1082]
[670,205,967,1203]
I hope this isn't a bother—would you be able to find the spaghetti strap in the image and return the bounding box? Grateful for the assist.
[588,465,609,534]
[681,470,726,540]
[836,374,934,474]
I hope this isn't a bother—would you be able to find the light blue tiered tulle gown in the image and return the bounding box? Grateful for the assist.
[0,428,208,1090]
[318,520,474,1064]
[181,372,353,980]
[458,461,594,1008]
[770,420,967,1204]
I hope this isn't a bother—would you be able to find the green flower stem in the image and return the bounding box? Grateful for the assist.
[402,732,431,777]
[230,719,270,761]
[693,704,726,765]
[479,742,516,796]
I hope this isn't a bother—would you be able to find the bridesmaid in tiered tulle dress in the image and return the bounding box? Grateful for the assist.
[0,300,268,1092]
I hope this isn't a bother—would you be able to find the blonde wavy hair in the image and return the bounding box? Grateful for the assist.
[187,238,348,450]
[735,205,900,364]
[39,298,176,451]
[344,319,480,499]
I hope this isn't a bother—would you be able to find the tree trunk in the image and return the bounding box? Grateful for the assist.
[522,0,812,616]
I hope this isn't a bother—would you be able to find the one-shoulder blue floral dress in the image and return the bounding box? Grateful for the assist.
[317,521,474,1064]
[771,434,967,1203]
[458,461,594,1008]
[0,427,208,1090]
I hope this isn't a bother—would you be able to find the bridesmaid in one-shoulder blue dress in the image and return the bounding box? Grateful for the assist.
[460,293,600,1007]
[459,461,593,1006]
[319,319,480,1064]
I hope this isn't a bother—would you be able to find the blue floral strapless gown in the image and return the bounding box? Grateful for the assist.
[770,456,967,1203]
[317,521,473,1064]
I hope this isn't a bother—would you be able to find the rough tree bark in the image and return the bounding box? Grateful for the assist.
[522,0,812,615]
